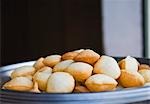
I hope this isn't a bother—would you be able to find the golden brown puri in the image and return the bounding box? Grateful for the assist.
[37,66,52,73]
[118,70,145,88]
[46,72,75,93]
[139,64,150,70]
[74,86,90,93]
[53,60,74,72]
[2,49,149,93]
[62,52,79,60]
[3,77,33,91]
[65,62,93,82]
[74,49,100,65]
[43,55,61,67]
[33,67,52,91]
[33,57,45,70]
[118,56,139,72]
[93,55,121,79]
[85,74,118,92]
[61,49,84,60]
[118,59,125,69]
[30,81,41,93]
[11,66,36,79]
[139,69,150,83]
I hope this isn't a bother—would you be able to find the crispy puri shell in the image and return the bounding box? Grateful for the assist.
[118,70,145,88]
[74,49,100,65]
[93,55,121,79]
[3,77,33,91]
[53,60,74,72]
[86,83,117,92]
[43,55,61,67]
[85,74,118,92]
[33,67,52,91]
[118,56,139,72]
[11,66,36,79]
[46,72,75,93]
[62,52,79,60]
[139,69,150,83]
[65,62,93,82]
[62,49,84,60]
[33,57,45,70]
[118,59,125,69]
[139,64,150,70]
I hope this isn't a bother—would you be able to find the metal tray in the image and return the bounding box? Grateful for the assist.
[0,58,150,104]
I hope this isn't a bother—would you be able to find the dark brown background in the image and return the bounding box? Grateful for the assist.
[1,0,104,66]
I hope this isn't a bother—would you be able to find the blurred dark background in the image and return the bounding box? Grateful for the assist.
[1,0,104,65]
[1,0,145,66]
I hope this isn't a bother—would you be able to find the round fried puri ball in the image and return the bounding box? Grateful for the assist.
[139,69,150,83]
[85,74,118,92]
[74,49,100,65]
[33,57,45,70]
[46,72,75,93]
[53,60,74,72]
[33,66,52,91]
[93,55,121,79]
[11,66,36,79]
[118,56,139,72]
[62,52,79,60]
[3,77,33,91]
[118,70,145,88]
[43,55,61,67]
[61,49,84,60]
[139,64,150,70]
[65,62,93,82]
